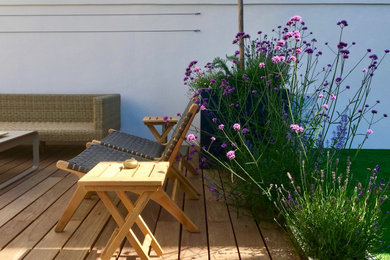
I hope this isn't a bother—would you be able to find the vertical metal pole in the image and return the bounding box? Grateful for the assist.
[238,0,244,70]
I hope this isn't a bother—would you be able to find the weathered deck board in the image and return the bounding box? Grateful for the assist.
[0,147,26,167]
[85,218,121,260]
[152,179,183,259]
[117,192,161,259]
[0,149,72,209]
[0,148,31,184]
[0,171,68,228]
[0,173,76,249]
[55,194,121,260]
[24,197,99,260]
[206,170,240,259]
[257,220,300,260]
[0,145,299,260]
[229,212,270,259]
[0,146,82,196]
[0,182,77,259]
[179,154,209,260]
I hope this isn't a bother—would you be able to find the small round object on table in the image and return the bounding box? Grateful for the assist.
[123,158,138,169]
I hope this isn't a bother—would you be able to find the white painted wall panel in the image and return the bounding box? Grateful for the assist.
[0,1,389,148]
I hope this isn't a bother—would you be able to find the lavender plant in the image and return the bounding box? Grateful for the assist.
[274,155,390,259]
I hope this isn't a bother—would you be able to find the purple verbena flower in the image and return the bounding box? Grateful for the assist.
[226,150,236,160]
[337,20,348,27]
[186,134,197,142]
[241,128,250,134]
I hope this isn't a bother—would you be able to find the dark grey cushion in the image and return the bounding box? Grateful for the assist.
[100,131,165,160]
[68,144,148,173]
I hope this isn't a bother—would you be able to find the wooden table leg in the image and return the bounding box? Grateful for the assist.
[151,189,199,233]
[116,191,163,256]
[98,191,154,260]
[55,186,88,232]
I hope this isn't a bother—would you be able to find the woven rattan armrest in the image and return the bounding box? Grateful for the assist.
[93,94,121,133]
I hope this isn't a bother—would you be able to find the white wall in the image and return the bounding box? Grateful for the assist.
[0,0,389,148]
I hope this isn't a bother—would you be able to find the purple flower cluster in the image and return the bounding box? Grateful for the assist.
[219,78,235,95]
[232,32,250,44]
[337,20,348,27]
[286,15,302,26]
[290,124,304,133]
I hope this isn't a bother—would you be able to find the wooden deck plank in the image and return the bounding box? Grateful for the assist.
[205,170,240,260]
[257,221,300,260]
[84,219,120,260]
[0,147,26,167]
[117,192,161,259]
[55,193,120,260]
[0,146,83,197]
[85,203,128,260]
[179,158,208,259]
[0,183,77,259]
[0,171,69,228]
[0,149,31,185]
[151,179,183,260]
[216,169,270,260]
[0,150,69,209]
[0,173,77,249]
[0,145,300,260]
[229,212,270,259]
[24,195,99,260]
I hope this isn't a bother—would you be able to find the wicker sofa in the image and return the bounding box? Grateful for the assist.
[0,94,121,142]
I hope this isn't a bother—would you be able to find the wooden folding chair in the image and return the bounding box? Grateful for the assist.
[56,102,200,233]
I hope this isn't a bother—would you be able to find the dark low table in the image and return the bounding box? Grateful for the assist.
[0,131,39,189]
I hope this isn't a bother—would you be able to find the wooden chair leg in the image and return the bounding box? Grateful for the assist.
[168,165,200,199]
[171,178,179,203]
[151,189,199,233]
[55,186,88,232]
[180,157,199,175]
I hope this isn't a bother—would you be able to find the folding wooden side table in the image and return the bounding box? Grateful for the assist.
[142,116,178,144]
[56,161,170,260]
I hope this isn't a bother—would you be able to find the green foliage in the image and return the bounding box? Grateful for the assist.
[185,16,389,258]
[187,50,298,214]
[275,156,389,259]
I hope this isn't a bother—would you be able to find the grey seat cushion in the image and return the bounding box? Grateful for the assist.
[68,144,148,173]
[100,131,165,160]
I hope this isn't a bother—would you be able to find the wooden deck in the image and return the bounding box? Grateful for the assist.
[0,145,299,260]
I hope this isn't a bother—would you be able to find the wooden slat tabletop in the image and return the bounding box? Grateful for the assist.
[78,161,169,188]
